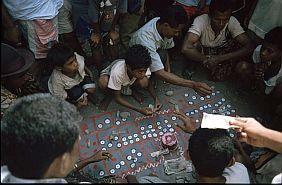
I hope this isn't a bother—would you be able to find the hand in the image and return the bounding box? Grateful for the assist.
[90,32,101,48]
[154,98,162,112]
[229,117,267,148]
[203,55,222,69]
[254,65,265,80]
[173,111,196,133]
[107,30,119,45]
[193,82,212,96]
[90,150,112,162]
[77,95,88,108]
[139,107,154,115]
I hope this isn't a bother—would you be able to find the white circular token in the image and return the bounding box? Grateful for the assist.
[212,93,216,96]
[130,163,136,168]
[110,169,115,174]
[151,128,156,132]
[169,128,174,132]
[226,111,231,115]
[221,98,225,102]
[140,127,145,130]
[128,135,132,139]
[129,140,134,144]
[148,125,153,129]
[141,131,144,134]
[148,133,152,138]
[108,143,113,148]
[163,128,167,132]
[120,161,125,165]
[185,93,189,97]
[158,126,162,130]
[200,97,204,101]
[208,104,212,107]
[137,152,142,157]
[102,148,106,151]
[206,95,211,98]
[186,112,190,116]
[122,118,126,122]
[114,136,119,141]
[116,164,121,169]
[115,120,121,125]
[136,138,140,142]
[227,104,231,108]
[146,130,150,134]
[164,119,168,123]
[194,109,199,113]
[159,132,163,136]
[99,171,105,176]
[231,109,236,113]
[188,101,193,105]
[153,133,157,137]
[127,155,132,160]
[190,111,194,115]
[218,101,222,105]
[199,107,203,110]
[133,134,138,137]
[212,110,217,113]
[105,119,110,124]
[131,149,136,153]
[215,104,218,107]
[98,124,103,129]
[204,105,208,109]
[222,113,226,116]
[196,119,199,123]
[192,96,196,99]
[117,143,122,148]
[122,137,126,142]
[142,135,146,139]
[124,141,128,146]
[167,124,172,128]
[157,121,161,125]
[216,91,220,94]
[171,116,177,121]
[133,158,138,162]
[100,140,105,145]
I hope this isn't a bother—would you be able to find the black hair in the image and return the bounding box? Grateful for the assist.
[1,93,81,179]
[189,128,235,177]
[158,5,187,28]
[264,27,282,50]
[47,43,75,67]
[125,45,151,70]
[209,0,233,16]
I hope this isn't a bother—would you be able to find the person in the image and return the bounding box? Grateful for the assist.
[181,0,254,81]
[1,93,136,183]
[98,44,161,115]
[129,5,212,96]
[1,43,44,117]
[47,43,97,108]
[70,0,127,69]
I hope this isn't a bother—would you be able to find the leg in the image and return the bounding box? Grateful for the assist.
[98,75,113,110]
[91,45,103,69]
[130,77,149,103]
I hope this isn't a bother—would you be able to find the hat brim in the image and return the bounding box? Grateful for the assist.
[1,47,35,78]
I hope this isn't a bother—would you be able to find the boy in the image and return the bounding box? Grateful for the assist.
[98,44,161,115]
[129,5,212,96]
[182,0,254,81]
[47,43,96,107]
[189,128,250,183]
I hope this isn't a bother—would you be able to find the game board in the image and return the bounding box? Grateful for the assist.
[78,87,238,179]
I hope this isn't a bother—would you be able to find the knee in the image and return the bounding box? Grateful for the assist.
[235,61,253,77]
[138,78,149,89]
[98,75,109,90]
[85,87,96,94]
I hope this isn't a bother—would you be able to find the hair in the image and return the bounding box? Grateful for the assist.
[125,44,151,70]
[1,93,81,179]
[209,0,233,16]
[47,43,75,67]
[189,128,235,177]
[264,27,282,50]
[158,5,187,28]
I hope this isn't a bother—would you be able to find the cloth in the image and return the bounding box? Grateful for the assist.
[58,0,74,34]
[48,52,88,99]
[100,59,151,91]
[248,0,282,39]
[2,0,63,21]
[188,14,245,48]
[252,45,282,94]
[138,176,169,183]
[272,173,282,184]
[1,166,67,183]
[129,17,175,72]
[174,0,210,18]
[1,85,17,118]
[222,162,250,183]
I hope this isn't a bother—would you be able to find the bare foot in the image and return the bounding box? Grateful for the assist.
[98,96,113,111]
[131,89,144,103]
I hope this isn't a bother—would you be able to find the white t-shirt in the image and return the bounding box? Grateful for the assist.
[129,17,175,72]
[252,45,282,94]
[222,162,250,183]
[188,14,245,47]
[107,59,151,91]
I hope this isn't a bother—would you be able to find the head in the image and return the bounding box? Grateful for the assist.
[188,128,235,178]
[1,43,35,89]
[209,0,233,32]
[1,93,81,179]
[158,5,187,39]
[47,43,78,74]
[260,27,282,62]
[125,45,151,79]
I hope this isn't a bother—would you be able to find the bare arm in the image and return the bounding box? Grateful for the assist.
[84,66,94,81]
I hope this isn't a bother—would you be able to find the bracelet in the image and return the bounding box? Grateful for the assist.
[74,163,78,171]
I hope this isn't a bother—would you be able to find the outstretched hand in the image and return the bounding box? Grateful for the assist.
[193,82,212,96]
[90,150,112,162]
[173,111,196,133]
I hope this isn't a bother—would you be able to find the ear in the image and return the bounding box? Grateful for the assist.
[42,153,70,178]
[227,157,236,167]
[59,152,72,176]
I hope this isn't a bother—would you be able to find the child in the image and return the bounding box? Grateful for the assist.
[47,43,96,107]
[189,128,250,183]
[98,44,161,115]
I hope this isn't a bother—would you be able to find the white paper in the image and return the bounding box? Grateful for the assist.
[201,112,236,129]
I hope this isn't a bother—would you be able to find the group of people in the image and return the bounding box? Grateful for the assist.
[1,0,281,183]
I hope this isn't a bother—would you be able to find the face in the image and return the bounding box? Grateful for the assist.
[163,23,185,39]
[210,10,231,33]
[132,68,148,79]
[260,43,282,62]
[62,55,78,73]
